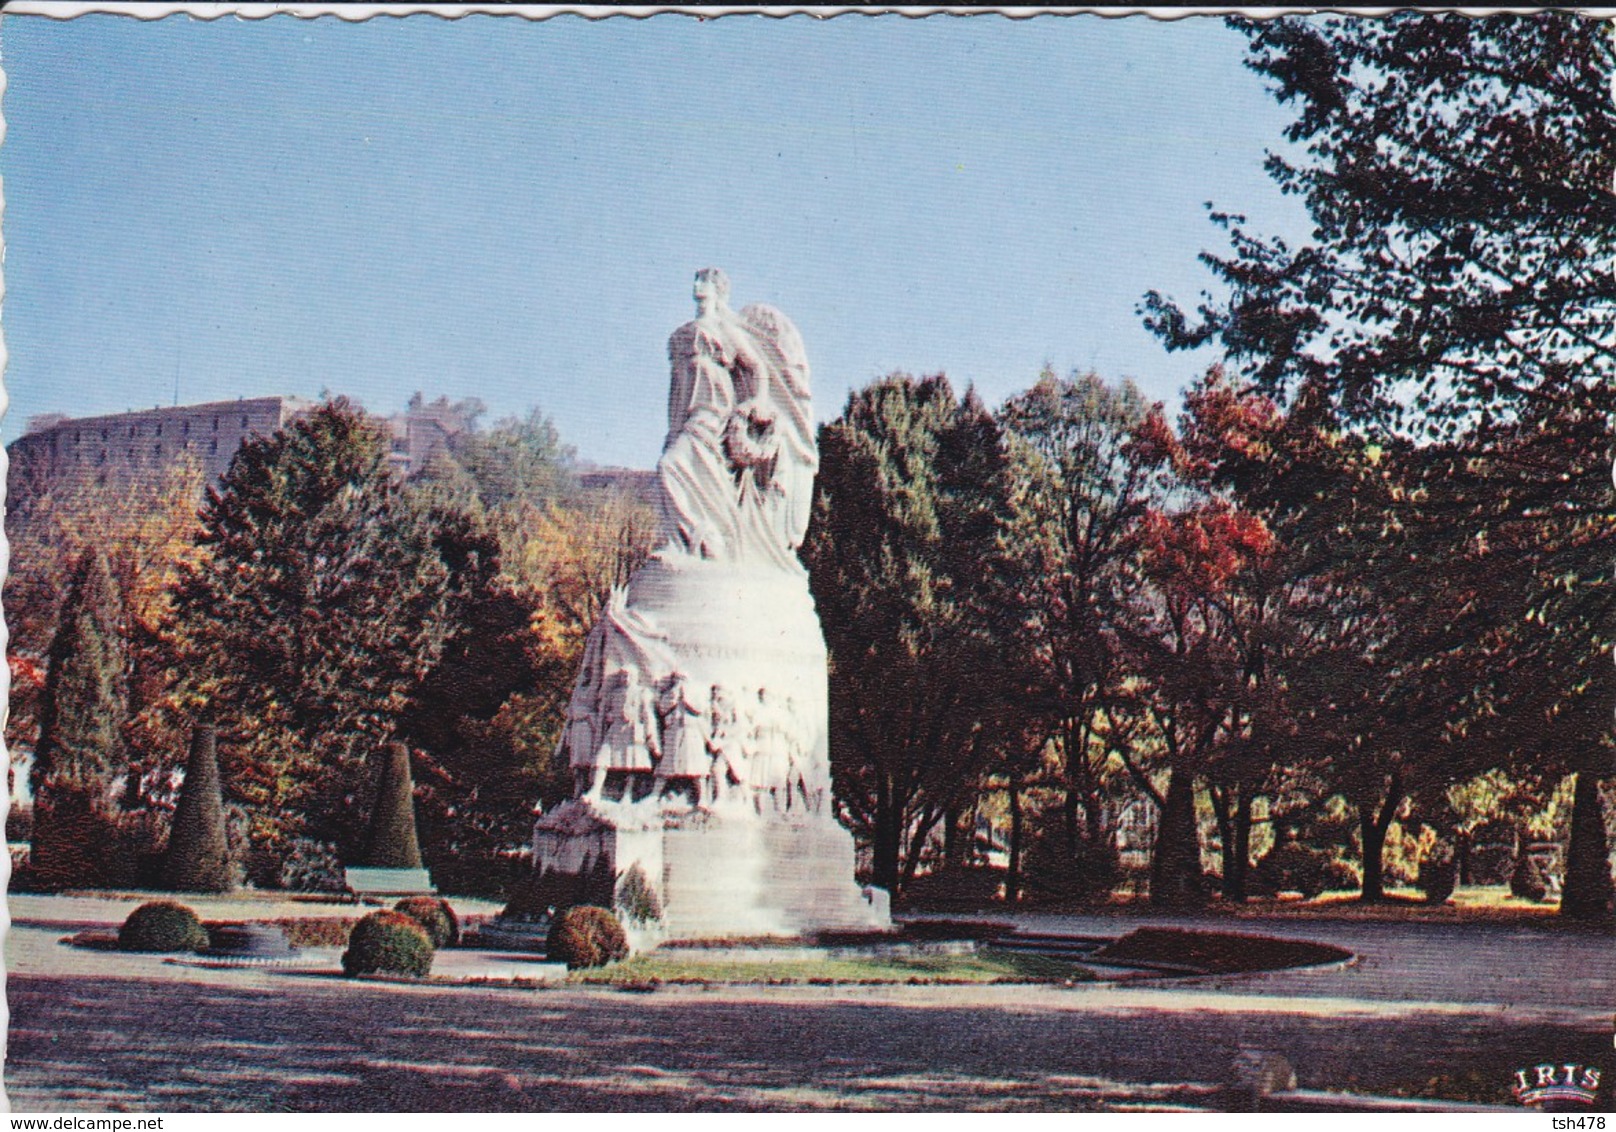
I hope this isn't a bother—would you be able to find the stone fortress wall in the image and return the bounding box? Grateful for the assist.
[10,392,488,491]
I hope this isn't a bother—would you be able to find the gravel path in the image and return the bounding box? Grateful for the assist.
[6,896,1612,1112]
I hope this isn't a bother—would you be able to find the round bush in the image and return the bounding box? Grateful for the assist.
[118,900,209,953]
[1254,843,1331,899]
[1511,853,1550,903]
[1319,859,1361,893]
[393,896,459,948]
[341,910,434,977]
[546,905,629,970]
[1420,851,1458,905]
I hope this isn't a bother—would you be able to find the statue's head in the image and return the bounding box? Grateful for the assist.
[693,267,731,311]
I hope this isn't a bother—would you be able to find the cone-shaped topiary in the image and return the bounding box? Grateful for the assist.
[1562,770,1615,923]
[118,900,210,952]
[341,910,434,977]
[32,549,127,799]
[546,905,629,970]
[161,723,232,892]
[394,896,459,948]
[363,741,423,869]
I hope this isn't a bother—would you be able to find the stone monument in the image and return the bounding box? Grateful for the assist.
[531,268,889,939]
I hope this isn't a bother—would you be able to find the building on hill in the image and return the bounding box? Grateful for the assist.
[9,394,488,496]
[576,464,659,507]
[10,396,317,490]
[386,393,479,478]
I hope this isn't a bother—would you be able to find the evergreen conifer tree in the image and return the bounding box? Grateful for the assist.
[30,549,129,888]
[172,399,457,860]
[32,549,127,794]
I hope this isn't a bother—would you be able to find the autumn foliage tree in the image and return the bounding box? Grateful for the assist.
[169,400,472,865]
[1144,13,1615,920]
[1127,491,1274,907]
[992,371,1174,900]
[6,453,205,794]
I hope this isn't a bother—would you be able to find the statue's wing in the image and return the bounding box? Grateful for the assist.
[740,303,815,465]
[739,303,810,400]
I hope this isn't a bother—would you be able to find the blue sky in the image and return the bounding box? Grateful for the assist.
[0,11,1308,467]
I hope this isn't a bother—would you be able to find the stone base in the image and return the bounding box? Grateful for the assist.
[344,866,434,898]
[533,799,890,941]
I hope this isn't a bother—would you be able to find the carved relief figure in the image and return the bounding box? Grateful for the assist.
[779,695,813,813]
[566,695,599,798]
[707,684,745,803]
[655,673,713,803]
[750,688,792,813]
[590,670,660,800]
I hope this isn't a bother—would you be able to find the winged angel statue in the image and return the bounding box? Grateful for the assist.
[657,267,817,572]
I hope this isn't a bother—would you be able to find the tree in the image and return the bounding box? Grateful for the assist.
[170,400,464,863]
[29,549,131,889]
[391,414,655,895]
[1143,15,1612,431]
[804,374,1016,893]
[396,494,564,895]
[5,454,204,775]
[1124,494,1274,906]
[994,370,1174,899]
[1144,13,1615,920]
[449,407,578,514]
[1166,370,1442,902]
[1153,372,1290,901]
[1564,768,1616,921]
[32,549,128,796]
[509,491,658,655]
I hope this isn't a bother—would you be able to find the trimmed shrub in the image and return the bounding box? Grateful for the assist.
[1420,846,1458,905]
[1251,840,1359,900]
[118,900,209,953]
[363,741,424,869]
[341,910,434,977]
[277,837,347,893]
[161,723,232,893]
[7,805,34,844]
[1511,852,1550,902]
[546,905,629,970]
[30,782,129,892]
[615,863,663,925]
[394,896,459,948]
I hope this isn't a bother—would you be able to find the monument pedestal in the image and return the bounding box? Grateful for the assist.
[523,271,889,945]
[533,799,888,940]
